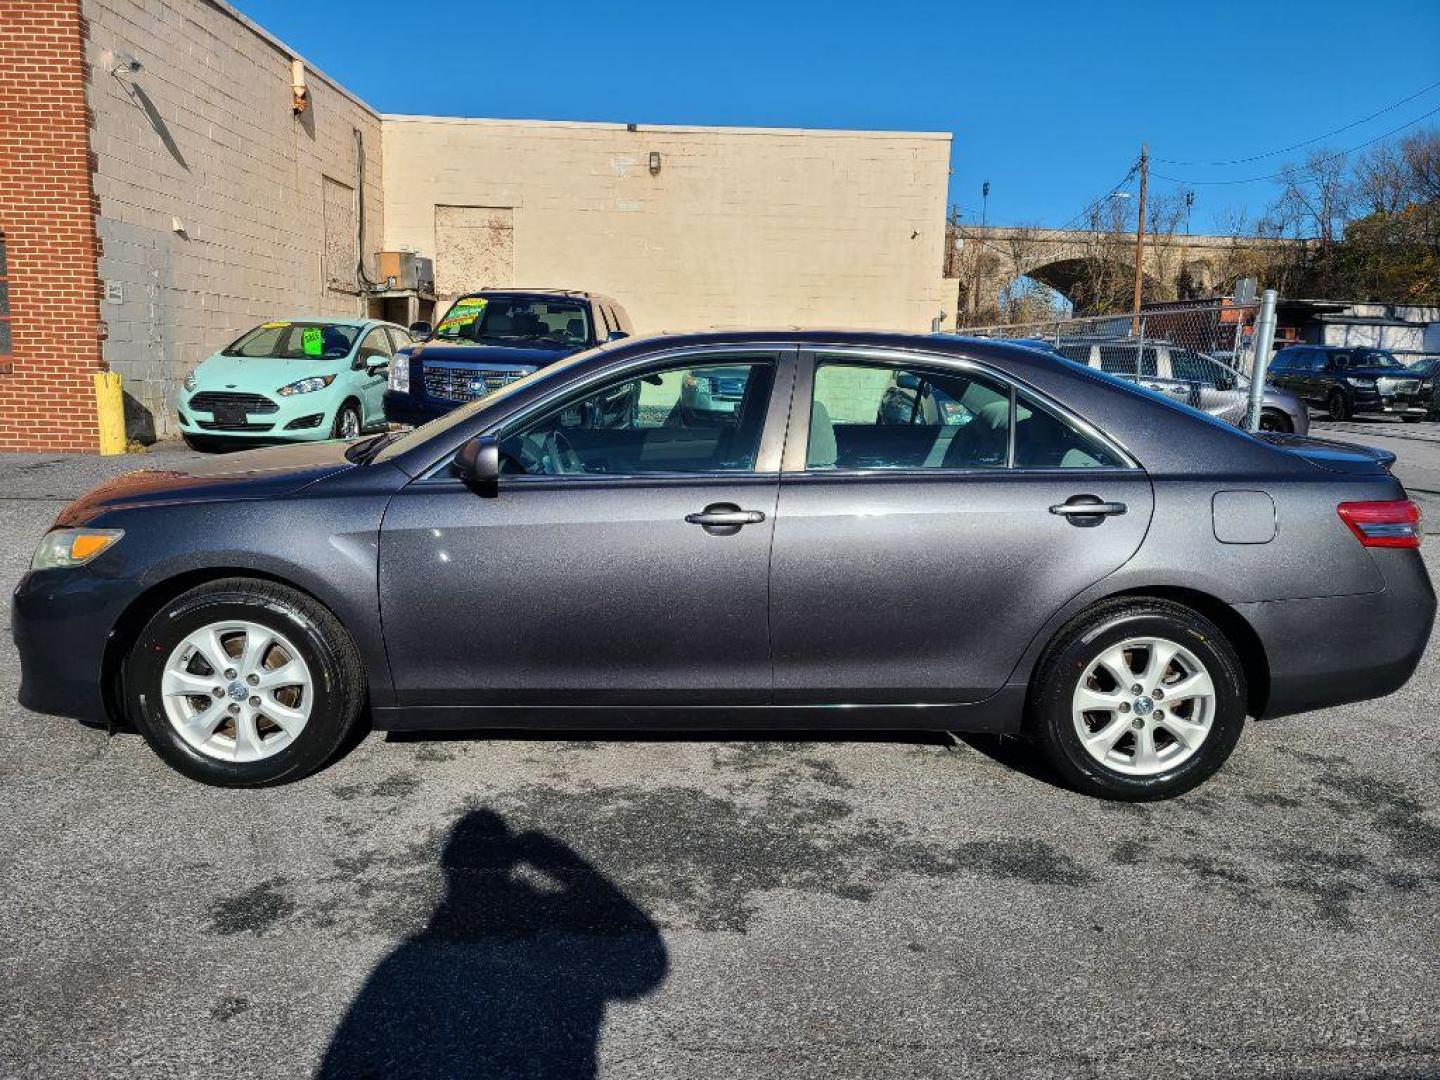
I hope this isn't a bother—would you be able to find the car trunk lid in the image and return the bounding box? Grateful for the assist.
[1256,432,1396,474]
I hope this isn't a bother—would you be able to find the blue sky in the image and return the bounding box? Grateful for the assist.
[235,0,1440,234]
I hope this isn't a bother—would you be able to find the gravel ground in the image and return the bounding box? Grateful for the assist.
[1,427,1437,1079]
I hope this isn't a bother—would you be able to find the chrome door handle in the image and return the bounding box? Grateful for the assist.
[686,509,766,527]
[1050,500,1127,517]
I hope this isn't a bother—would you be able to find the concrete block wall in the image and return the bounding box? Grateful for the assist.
[0,1,106,452]
[83,0,383,439]
[383,117,952,335]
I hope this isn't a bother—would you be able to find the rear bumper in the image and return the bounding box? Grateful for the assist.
[1240,550,1435,718]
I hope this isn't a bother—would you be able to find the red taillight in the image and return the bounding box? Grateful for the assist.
[1337,500,1422,548]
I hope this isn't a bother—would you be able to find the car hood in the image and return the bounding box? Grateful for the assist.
[409,340,574,368]
[190,352,344,393]
[55,441,357,525]
[1257,433,1397,474]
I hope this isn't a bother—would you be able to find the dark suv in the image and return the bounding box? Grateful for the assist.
[1267,345,1432,422]
[384,290,633,425]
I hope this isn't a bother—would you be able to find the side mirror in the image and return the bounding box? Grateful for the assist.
[409,321,433,338]
[455,434,500,491]
[606,330,629,342]
[366,354,389,369]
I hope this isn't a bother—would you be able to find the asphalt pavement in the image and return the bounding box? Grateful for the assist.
[1,423,1437,1079]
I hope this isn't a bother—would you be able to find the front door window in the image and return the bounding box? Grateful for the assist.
[499,360,775,476]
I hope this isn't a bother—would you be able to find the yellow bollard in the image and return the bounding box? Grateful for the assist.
[93,370,127,456]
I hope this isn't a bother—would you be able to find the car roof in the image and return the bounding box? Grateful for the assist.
[450,289,604,302]
[263,316,404,329]
[593,328,1084,371]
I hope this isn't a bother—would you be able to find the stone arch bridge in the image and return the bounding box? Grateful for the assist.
[950,225,1307,316]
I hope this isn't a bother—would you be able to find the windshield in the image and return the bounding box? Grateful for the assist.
[372,343,612,465]
[221,321,359,360]
[433,296,590,349]
[1340,349,1404,370]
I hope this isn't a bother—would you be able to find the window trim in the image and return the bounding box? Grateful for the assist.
[783,345,1139,475]
[412,344,798,483]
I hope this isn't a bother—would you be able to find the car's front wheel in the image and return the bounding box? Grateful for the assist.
[1328,390,1349,421]
[1028,599,1247,800]
[124,578,366,786]
[333,401,362,440]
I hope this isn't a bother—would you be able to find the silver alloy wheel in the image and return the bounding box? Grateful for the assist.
[160,619,314,763]
[339,407,360,439]
[1071,635,1217,777]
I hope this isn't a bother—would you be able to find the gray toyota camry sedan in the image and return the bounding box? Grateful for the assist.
[13,331,1435,799]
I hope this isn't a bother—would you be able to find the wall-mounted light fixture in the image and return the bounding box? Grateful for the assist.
[648,151,662,176]
[106,50,143,81]
[290,58,309,115]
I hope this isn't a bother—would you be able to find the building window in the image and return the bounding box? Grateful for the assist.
[0,235,10,361]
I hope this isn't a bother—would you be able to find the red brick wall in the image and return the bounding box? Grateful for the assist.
[0,1,103,452]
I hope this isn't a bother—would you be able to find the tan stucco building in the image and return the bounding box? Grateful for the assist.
[0,0,953,449]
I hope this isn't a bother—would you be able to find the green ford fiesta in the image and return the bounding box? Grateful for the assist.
[177,318,414,451]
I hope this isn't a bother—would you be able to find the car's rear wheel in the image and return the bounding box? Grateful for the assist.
[333,401,362,440]
[124,578,365,786]
[1258,408,1292,433]
[1328,390,1349,421]
[1028,599,1246,800]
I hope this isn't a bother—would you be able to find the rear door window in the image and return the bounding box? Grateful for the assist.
[1098,345,1159,377]
[807,360,1124,471]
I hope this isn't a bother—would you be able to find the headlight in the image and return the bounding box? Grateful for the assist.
[276,374,337,396]
[183,371,196,392]
[389,354,410,393]
[1346,376,1376,388]
[31,528,124,570]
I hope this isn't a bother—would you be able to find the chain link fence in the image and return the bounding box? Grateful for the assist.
[956,301,1268,428]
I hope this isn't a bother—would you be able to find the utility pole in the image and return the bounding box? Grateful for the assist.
[948,204,965,329]
[1131,145,1149,331]
[968,180,990,320]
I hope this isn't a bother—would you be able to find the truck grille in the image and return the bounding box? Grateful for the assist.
[188,392,279,415]
[1377,377,1420,396]
[423,365,526,402]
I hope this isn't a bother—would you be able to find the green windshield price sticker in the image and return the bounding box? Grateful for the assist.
[438,298,487,334]
[301,327,323,356]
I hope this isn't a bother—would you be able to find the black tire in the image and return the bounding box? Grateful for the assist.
[333,401,362,440]
[124,578,366,786]
[1027,598,1247,801]
[1402,415,1424,424]
[1258,408,1292,433]
[1327,390,1349,421]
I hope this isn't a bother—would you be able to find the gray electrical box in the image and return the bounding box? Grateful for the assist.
[374,251,435,293]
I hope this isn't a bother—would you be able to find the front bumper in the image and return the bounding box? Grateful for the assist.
[1240,548,1436,718]
[13,566,139,724]
[383,390,455,426]
[1347,387,1433,418]
[178,391,336,441]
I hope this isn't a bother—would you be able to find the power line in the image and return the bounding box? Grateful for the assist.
[1152,104,1440,187]
[1050,159,1141,232]
[1153,77,1440,167]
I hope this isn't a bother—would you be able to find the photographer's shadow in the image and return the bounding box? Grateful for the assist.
[317,809,668,1079]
